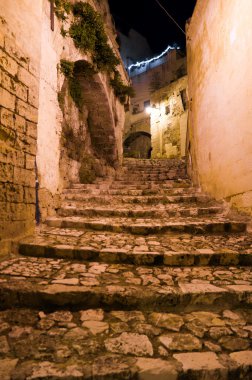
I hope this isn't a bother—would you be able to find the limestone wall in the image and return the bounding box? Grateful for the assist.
[187,0,252,215]
[0,0,127,253]
[150,76,188,159]
[0,0,42,254]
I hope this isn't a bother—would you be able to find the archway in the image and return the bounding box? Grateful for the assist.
[123,131,151,158]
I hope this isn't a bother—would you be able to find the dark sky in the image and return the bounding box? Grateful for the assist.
[108,0,197,54]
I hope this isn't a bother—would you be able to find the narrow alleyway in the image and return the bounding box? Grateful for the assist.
[0,158,251,379]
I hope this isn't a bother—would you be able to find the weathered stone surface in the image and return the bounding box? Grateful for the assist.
[82,321,109,335]
[218,336,250,351]
[209,327,232,340]
[0,358,18,380]
[111,311,145,322]
[230,350,252,366]
[12,361,87,379]
[174,352,225,371]
[105,333,153,356]
[80,309,104,321]
[149,312,184,331]
[159,333,202,351]
[136,358,178,380]
[0,336,10,354]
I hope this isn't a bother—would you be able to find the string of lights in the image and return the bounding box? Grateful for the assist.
[128,45,179,71]
[154,0,186,36]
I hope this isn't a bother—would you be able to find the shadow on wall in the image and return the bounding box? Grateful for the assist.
[123,132,151,158]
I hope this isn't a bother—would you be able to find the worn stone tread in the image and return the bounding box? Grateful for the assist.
[0,257,251,310]
[58,204,224,219]
[45,215,247,234]
[19,229,252,266]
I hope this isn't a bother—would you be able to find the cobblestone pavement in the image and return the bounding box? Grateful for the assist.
[1,158,252,379]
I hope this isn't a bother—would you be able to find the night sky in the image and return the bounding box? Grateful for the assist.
[108,0,197,55]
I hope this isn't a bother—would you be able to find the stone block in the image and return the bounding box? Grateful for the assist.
[24,186,36,204]
[19,133,37,155]
[25,153,35,170]
[0,107,14,129]
[0,69,27,101]
[0,124,16,145]
[0,69,13,92]
[4,36,29,69]
[16,99,38,123]
[0,49,18,76]
[0,86,15,111]
[0,182,23,203]
[136,358,178,380]
[26,120,37,139]
[174,352,225,372]
[18,66,38,89]
[10,203,35,221]
[13,167,35,187]
[0,162,13,182]
[230,350,252,366]
[14,114,26,134]
[28,83,39,108]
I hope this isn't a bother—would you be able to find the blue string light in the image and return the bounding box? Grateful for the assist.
[128,45,180,71]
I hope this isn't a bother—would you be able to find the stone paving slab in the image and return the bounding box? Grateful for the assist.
[0,307,251,379]
[0,257,251,310]
[19,229,252,266]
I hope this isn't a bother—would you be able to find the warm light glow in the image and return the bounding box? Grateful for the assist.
[128,45,180,71]
[145,106,152,114]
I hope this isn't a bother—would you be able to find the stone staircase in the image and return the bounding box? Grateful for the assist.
[0,158,252,379]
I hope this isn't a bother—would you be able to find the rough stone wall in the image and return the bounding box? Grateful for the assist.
[0,0,127,253]
[36,0,127,220]
[150,76,188,159]
[0,1,42,255]
[187,0,252,215]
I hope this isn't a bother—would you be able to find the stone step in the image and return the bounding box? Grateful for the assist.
[45,216,247,235]
[58,204,223,219]
[0,306,251,379]
[0,257,251,311]
[19,228,252,265]
[63,187,199,197]
[19,239,252,267]
[63,193,211,205]
[109,181,191,190]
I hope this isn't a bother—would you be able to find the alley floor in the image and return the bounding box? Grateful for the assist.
[0,158,251,379]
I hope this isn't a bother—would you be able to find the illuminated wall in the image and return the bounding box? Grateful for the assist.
[150,76,188,159]
[187,0,252,215]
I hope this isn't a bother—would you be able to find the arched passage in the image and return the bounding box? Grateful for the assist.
[124,131,151,158]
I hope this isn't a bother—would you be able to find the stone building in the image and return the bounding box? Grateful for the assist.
[124,48,187,158]
[149,75,188,159]
[0,0,129,254]
[187,0,252,216]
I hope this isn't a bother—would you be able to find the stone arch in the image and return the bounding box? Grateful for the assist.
[74,60,118,166]
[124,131,151,158]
